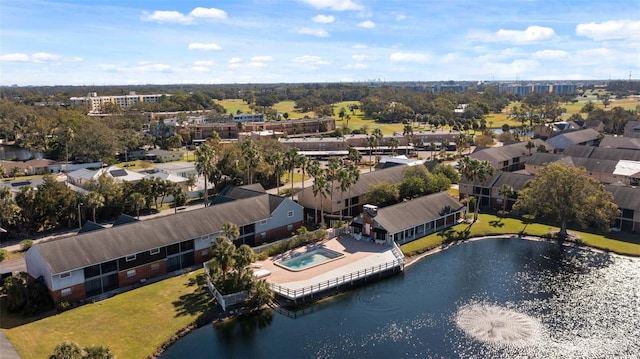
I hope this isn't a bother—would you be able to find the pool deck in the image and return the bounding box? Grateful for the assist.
[256,235,400,292]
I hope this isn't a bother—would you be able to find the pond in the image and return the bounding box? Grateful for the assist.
[162,238,640,358]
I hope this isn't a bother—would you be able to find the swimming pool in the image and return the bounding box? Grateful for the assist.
[275,248,344,271]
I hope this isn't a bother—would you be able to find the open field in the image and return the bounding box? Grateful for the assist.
[1,270,211,359]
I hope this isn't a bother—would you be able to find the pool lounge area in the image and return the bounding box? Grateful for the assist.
[275,248,344,271]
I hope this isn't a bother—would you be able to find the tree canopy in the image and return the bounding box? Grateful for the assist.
[513,163,619,238]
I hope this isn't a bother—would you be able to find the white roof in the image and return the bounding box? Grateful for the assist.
[145,172,187,183]
[613,160,640,177]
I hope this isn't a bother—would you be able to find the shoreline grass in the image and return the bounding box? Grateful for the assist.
[400,213,640,257]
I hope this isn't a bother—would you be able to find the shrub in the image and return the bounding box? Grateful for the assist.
[56,301,72,313]
[19,239,33,252]
[0,248,8,262]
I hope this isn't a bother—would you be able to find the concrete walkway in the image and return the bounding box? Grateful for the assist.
[0,330,21,359]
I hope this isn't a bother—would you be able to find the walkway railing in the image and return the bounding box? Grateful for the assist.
[390,242,406,265]
[270,258,404,301]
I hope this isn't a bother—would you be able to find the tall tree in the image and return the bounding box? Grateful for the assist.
[497,183,514,214]
[86,192,105,223]
[514,163,619,239]
[311,173,330,225]
[266,151,284,195]
[129,192,146,219]
[221,221,240,243]
[459,157,494,222]
[194,143,216,206]
[284,147,300,198]
[240,139,260,185]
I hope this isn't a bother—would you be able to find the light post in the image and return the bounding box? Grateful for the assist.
[77,202,83,229]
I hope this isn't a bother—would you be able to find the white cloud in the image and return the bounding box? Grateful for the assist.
[251,56,275,62]
[299,0,364,11]
[395,14,406,21]
[297,27,330,37]
[576,20,640,40]
[352,54,376,61]
[69,57,83,62]
[228,57,242,64]
[495,26,557,43]
[188,43,223,51]
[390,52,431,63]
[312,14,335,24]
[352,44,368,49]
[0,53,29,61]
[532,49,569,59]
[189,7,227,20]
[141,10,193,24]
[135,63,173,72]
[292,55,330,65]
[32,52,62,62]
[342,63,368,69]
[358,20,375,28]
[141,7,226,25]
[191,66,211,73]
[194,60,216,66]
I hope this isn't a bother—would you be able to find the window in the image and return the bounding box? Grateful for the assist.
[287,224,293,231]
[149,248,160,255]
[151,263,160,271]
[201,249,209,256]
[125,254,136,262]
[287,210,294,217]
[61,288,72,297]
[59,272,71,279]
[261,232,266,239]
[127,269,136,278]
[260,219,268,225]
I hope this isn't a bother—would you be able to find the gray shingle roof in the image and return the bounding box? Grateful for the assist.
[34,196,273,274]
[372,191,464,234]
[564,145,640,161]
[546,128,600,149]
[491,171,533,191]
[470,139,549,165]
[605,185,640,210]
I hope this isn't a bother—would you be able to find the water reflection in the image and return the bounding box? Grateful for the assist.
[162,238,640,359]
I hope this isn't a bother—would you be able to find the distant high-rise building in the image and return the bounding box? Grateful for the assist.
[69,91,170,114]
[552,84,576,95]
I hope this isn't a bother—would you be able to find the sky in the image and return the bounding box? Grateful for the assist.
[1,0,639,86]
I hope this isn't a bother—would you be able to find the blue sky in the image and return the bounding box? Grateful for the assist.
[1,0,638,86]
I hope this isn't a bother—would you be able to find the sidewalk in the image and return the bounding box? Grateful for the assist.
[0,330,20,359]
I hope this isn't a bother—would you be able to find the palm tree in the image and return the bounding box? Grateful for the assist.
[63,126,74,172]
[311,173,330,225]
[403,123,414,150]
[325,157,341,216]
[525,140,535,155]
[9,166,23,180]
[497,183,515,214]
[347,163,360,217]
[194,143,216,207]
[372,128,383,163]
[459,157,494,222]
[221,221,240,243]
[266,151,284,195]
[86,192,105,223]
[388,137,400,156]
[210,236,236,284]
[366,135,377,171]
[284,148,299,199]
[297,154,308,191]
[347,146,362,166]
[130,192,146,219]
[240,139,260,184]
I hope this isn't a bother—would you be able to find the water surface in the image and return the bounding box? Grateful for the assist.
[163,238,640,358]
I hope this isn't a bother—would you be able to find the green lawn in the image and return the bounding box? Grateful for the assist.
[2,270,212,359]
[400,213,640,257]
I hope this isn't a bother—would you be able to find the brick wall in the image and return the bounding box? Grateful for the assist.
[117,260,167,287]
[51,282,86,304]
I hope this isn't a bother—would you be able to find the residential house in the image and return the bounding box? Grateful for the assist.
[350,191,465,245]
[211,184,304,244]
[470,139,549,172]
[624,121,640,138]
[459,171,533,209]
[144,149,184,163]
[606,185,640,232]
[599,136,640,151]
[67,165,146,188]
[25,189,303,304]
[297,165,408,224]
[546,128,601,151]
